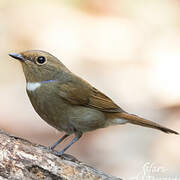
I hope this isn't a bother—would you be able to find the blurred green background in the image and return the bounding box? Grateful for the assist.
[0,0,180,178]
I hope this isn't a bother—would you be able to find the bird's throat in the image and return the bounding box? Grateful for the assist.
[26,82,41,91]
[26,80,56,91]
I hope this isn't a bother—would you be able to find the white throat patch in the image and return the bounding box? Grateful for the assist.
[26,82,41,91]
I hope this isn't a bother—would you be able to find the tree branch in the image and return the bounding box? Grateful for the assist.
[0,130,121,180]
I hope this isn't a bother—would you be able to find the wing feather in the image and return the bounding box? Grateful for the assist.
[88,87,122,112]
[57,80,123,113]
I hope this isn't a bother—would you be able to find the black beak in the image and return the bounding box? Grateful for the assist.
[8,53,25,62]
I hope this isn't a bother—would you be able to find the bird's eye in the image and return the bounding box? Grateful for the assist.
[36,56,46,65]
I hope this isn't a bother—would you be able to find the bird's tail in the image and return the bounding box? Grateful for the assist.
[119,112,179,135]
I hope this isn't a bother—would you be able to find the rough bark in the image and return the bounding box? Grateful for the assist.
[0,130,121,180]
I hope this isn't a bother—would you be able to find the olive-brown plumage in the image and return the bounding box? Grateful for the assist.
[9,50,179,155]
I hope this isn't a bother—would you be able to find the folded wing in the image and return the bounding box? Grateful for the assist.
[57,80,123,113]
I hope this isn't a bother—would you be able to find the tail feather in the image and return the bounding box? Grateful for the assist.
[120,112,179,135]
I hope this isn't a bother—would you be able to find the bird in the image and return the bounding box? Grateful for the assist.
[9,50,179,155]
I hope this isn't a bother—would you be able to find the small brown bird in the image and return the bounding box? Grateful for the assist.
[9,50,178,155]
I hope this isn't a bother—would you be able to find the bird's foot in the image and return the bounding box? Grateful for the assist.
[47,146,54,151]
[54,150,65,156]
[56,152,79,162]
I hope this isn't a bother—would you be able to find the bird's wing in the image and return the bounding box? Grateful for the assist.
[88,87,123,112]
[58,81,123,112]
[58,82,89,105]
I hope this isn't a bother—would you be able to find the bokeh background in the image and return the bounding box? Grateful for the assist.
[0,0,180,178]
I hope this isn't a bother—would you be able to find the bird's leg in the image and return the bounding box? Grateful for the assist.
[49,134,70,150]
[56,132,82,156]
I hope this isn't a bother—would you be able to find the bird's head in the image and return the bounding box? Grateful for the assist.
[9,50,69,82]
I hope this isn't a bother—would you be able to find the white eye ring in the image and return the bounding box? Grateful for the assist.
[36,56,47,65]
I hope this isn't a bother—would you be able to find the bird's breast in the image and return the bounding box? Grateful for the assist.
[26,82,74,133]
